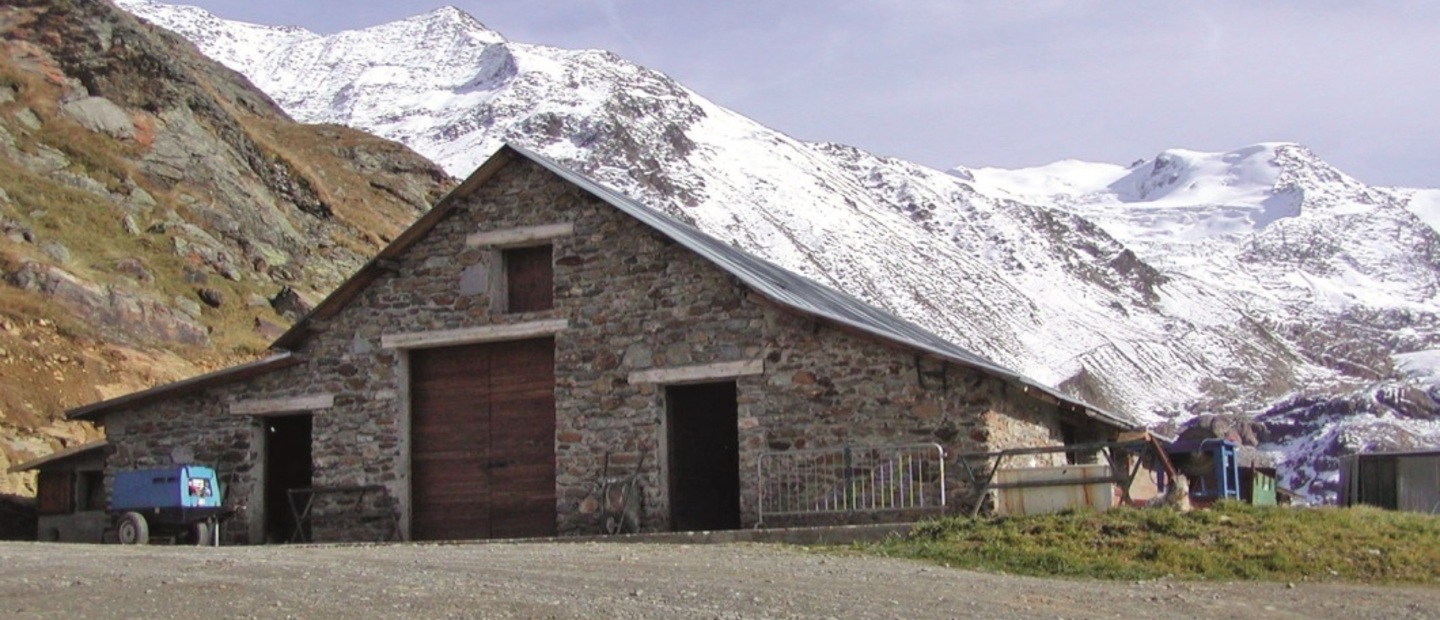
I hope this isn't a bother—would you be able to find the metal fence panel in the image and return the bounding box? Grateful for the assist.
[757,444,945,524]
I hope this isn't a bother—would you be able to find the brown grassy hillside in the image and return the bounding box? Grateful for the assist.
[0,0,454,495]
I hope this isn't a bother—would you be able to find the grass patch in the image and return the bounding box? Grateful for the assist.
[859,502,1440,584]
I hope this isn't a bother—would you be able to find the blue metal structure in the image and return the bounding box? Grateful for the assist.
[110,464,229,545]
[1162,439,1241,502]
[112,465,221,511]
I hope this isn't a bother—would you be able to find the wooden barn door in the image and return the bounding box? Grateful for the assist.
[410,338,556,540]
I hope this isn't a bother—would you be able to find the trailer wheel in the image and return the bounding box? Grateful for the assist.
[116,512,149,545]
[190,521,213,546]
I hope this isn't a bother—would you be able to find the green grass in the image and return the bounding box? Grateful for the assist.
[858,502,1440,584]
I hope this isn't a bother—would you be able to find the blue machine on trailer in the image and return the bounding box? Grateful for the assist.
[111,464,232,545]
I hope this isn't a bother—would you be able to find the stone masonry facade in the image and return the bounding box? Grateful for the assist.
[99,155,1104,543]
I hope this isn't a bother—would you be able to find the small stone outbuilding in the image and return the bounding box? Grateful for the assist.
[68,145,1137,544]
[9,441,109,542]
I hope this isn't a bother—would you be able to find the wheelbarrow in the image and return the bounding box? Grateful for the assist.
[598,449,646,535]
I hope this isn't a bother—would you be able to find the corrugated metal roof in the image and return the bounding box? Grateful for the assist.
[511,144,1139,431]
[7,440,108,473]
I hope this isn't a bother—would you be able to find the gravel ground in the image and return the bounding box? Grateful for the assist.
[1,540,1437,619]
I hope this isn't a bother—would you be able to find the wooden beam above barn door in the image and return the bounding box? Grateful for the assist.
[466,223,574,248]
[380,319,569,350]
[229,394,335,416]
[627,359,764,385]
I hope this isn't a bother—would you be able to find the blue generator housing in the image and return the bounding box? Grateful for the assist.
[108,464,232,545]
[112,465,221,511]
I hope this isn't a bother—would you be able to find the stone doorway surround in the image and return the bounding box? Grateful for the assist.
[381,318,568,540]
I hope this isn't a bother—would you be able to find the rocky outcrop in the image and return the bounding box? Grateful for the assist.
[59,96,134,139]
[5,262,207,345]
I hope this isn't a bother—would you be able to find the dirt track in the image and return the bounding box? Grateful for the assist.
[2,540,1437,619]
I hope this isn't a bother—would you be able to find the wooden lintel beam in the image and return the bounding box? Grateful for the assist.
[628,359,764,385]
[230,394,334,416]
[380,319,569,350]
[466,223,574,247]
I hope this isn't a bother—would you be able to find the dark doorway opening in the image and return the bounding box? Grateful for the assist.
[263,414,312,543]
[666,381,740,531]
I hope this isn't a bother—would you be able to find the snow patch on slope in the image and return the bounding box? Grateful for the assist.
[1109,145,1285,205]
[1396,350,1440,381]
[1402,188,1440,233]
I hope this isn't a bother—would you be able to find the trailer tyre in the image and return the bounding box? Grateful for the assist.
[191,521,213,546]
[117,512,149,545]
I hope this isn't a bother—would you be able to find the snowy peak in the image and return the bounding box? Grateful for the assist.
[971,143,1362,208]
[380,5,506,47]
[974,143,1314,206]
[118,1,512,104]
[1110,143,1287,205]
[968,143,1411,246]
[421,6,493,30]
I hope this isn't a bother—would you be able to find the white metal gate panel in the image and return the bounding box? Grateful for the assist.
[757,444,945,525]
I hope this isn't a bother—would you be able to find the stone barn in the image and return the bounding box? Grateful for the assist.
[68,144,1138,544]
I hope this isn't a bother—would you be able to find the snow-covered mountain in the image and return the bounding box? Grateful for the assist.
[973,146,1440,491]
[116,0,1440,499]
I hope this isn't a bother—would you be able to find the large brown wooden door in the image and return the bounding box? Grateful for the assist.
[410,338,556,540]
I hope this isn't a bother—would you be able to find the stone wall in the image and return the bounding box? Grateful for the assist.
[102,367,404,545]
[98,156,1106,542]
[104,389,265,544]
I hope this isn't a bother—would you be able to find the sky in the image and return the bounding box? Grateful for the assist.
[174,1,1440,188]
